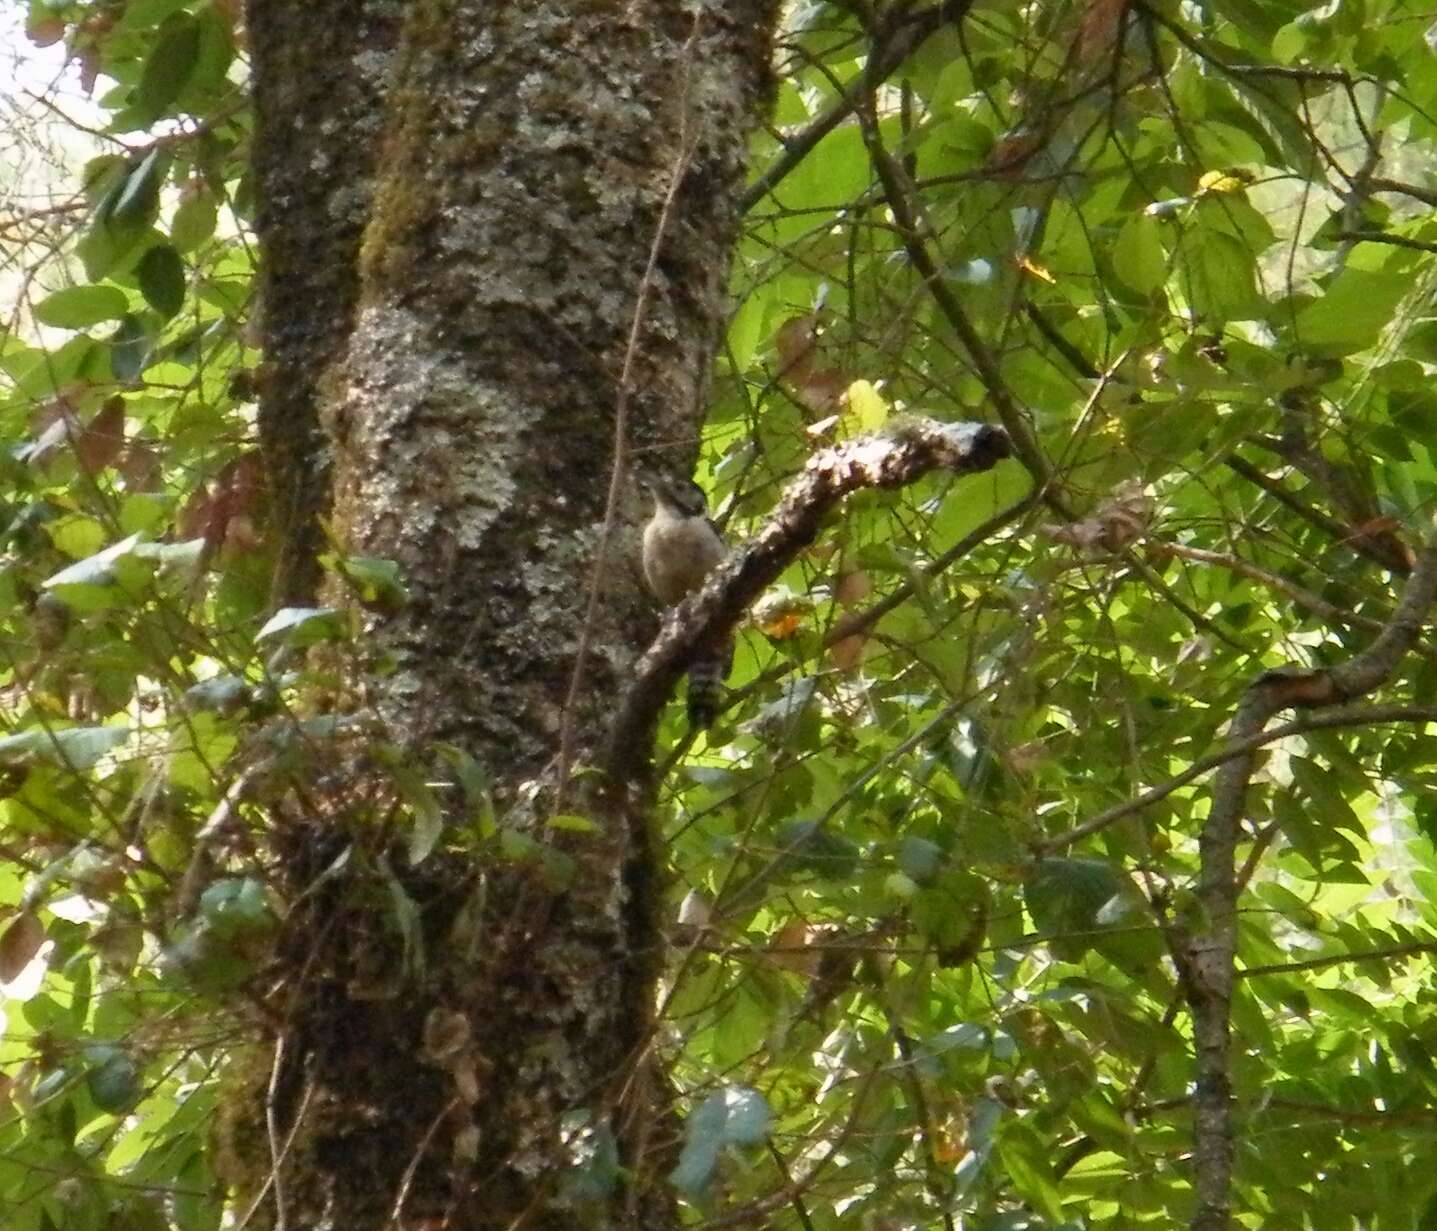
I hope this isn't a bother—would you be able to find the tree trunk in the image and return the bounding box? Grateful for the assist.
[228,4,778,1228]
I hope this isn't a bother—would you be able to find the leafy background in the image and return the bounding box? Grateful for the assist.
[3,0,1437,1228]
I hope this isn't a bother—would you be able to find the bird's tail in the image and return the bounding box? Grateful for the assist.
[686,634,734,729]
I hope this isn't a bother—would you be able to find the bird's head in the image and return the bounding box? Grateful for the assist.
[645,475,709,518]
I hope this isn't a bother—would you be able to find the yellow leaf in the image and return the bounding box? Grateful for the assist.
[844,379,888,434]
[1197,169,1253,196]
[1016,256,1056,284]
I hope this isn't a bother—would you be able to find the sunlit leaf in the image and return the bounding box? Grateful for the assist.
[33,285,131,329]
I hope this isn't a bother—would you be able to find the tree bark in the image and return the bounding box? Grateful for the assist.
[231,4,779,1228]
[249,0,401,606]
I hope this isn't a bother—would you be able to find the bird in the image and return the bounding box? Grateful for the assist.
[641,476,731,728]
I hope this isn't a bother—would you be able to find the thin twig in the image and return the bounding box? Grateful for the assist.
[1158,542,1434,655]
[1038,702,1437,854]
[1240,938,1437,980]
[1335,230,1437,255]
[233,1042,315,1231]
[742,1,976,213]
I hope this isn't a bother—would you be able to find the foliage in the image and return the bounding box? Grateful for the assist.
[3,0,1437,1228]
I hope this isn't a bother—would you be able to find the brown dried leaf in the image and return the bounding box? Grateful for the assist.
[773,314,848,413]
[0,911,46,983]
[768,919,821,976]
[1006,741,1049,775]
[177,484,214,542]
[987,127,1043,181]
[1078,0,1129,64]
[422,1006,472,1065]
[1044,480,1153,552]
[118,441,162,492]
[25,15,66,47]
[76,47,100,96]
[833,569,872,607]
[774,315,819,376]
[792,366,847,414]
[828,631,869,673]
[73,396,126,474]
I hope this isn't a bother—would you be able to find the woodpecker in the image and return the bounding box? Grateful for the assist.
[642,476,731,728]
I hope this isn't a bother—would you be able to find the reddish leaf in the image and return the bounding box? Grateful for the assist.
[1078,0,1129,64]
[73,396,126,474]
[118,441,162,492]
[833,569,872,607]
[0,911,46,983]
[775,315,819,376]
[177,484,215,541]
[828,631,869,673]
[227,452,265,511]
[986,127,1043,181]
[25,16,66,47]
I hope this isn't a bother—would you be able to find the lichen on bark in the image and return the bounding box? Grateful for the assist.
[237,3,780,1227]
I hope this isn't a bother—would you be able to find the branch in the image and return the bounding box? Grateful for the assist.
[1223,454,1412,577]
[1335,230,1437,256]
[854,93,1048,485]
[603,419,1012,782]
[1156,542,1435,656]
[1184,526,1437,1231]
[1037,703,1437,855]
[1364,177,1437,209]
[1240,938,1437,981]
[741,0,976,214]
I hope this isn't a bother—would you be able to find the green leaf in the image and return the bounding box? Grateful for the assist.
[845,379,889,434]
[198,878,276,939]
[110,312,152,380]
[1112,214,1168,295]
[170,190,218,252]
[377,856,425,983]
[1025,857,1126,960]
[255,606,346,646]
[548,813,600,834]
[119,0,193,29]
[105,148,167,229]
[137,244,186,318]
[33,285,131,329]
[43,531,150,608]
[395,767,445,865]
[897,835,943,883]
[322,552,408,606]
[85,1046,141,1114]
[499,829,577,888]
[131,12,202,126]
[1294,269,1410,353]
[1181,230,1260,322]
[670,1085,772,1195]
[0,725,131,771]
